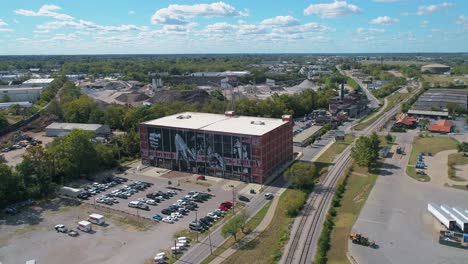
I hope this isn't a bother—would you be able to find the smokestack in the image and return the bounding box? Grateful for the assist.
[341,82,344,101]
[152,78,156,90]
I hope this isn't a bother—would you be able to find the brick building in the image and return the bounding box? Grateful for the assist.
[139,111,293,184]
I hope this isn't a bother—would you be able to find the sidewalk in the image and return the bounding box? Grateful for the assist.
[209,187,287,264]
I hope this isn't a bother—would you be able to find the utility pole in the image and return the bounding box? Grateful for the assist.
[209,229,213,254]
[232,186,236,213]
[195,210,199,242]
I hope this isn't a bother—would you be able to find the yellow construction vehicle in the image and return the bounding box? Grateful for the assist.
[349,233,378,249]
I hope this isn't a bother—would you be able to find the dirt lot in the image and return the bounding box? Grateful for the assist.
[2,131,54,166]
[0,167,253,264]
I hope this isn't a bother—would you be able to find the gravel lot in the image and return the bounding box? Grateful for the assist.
[0,167,250,264]
[2,131,54,166]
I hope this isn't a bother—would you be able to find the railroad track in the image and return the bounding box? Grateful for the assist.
[283,148,352,264]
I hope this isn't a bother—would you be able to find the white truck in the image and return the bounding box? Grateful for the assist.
[77,220,92,232]
[88,213,105,225]
[60,186,82,198]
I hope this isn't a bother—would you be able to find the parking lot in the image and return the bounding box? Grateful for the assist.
[0,165,254,264]
[1,131,53,166]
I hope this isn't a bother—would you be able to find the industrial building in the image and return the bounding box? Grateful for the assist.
[45,122,111,137]
[329,84,368,118]
[407,109,449,119]
[293,125,323,147]
[139,111,293,184]
[412,89,468,110]
[0,86,44,102]
[421,64,451,74]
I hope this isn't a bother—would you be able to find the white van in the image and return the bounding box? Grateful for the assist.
[128,201,140,208]
[77,220,92,232]
[88,213,105,225]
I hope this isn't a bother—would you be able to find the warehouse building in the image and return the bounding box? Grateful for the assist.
[139,111,293,184]
[0,86,44,102]
[45,122,111,137]
[293,125,323,147]
[413,89,468,110]
[421,64,451,74]
[22,78,54,87]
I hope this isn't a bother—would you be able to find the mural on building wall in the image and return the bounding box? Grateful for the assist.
[147,127,257,174]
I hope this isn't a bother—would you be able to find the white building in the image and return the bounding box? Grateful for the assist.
[45,122,111,137]
[22,78,54,87]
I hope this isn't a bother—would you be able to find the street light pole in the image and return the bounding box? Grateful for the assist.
[195,210,199,242]
[209,230,213,255]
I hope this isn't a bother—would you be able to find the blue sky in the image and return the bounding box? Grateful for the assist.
[0,0,467,54]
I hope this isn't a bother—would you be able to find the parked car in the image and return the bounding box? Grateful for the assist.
[163,217,175,224]
[146,199,157,205]
[238,195,250,202]
[265,193,274,200]
[161,208,172,215]
[128,201,140,208]
[55,224,68,233]
[68,230,79,237]
[152,214,163,222]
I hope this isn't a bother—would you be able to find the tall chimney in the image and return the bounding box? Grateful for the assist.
[341,82,344,101]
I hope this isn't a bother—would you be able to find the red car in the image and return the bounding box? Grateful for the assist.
[218,205,229,211]
[196,175,206,181]
[223,201,233,207]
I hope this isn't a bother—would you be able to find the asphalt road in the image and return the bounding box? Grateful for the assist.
[336,65,381,109]
[176,177,288,264]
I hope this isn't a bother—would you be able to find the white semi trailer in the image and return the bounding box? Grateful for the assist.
[428,203,456,230]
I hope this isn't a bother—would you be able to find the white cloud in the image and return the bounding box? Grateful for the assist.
[15,4,74,21]
[455,15,468,28]
[274,22,334,34]
[356,28,386,34]
[431,28,442,32]
[372,0,401,2]
[129,10,136,15]
[0,18,13,32]
[420,20,429,28]
[205,22,237,33]
[260,16,299,27]
[370,16,399,25]
[13,19,19,24]
[304,1,362,18]
[151,2,248,25]
[37,20,149,33]
[416,2,454,16]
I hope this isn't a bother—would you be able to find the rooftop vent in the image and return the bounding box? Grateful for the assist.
[176,114,192,119]
[251,120,265,125]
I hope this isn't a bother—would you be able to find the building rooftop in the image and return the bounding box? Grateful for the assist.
[421,64,450,68]
[46,122,105,131]
[22,78,54,84]
[407,109,449,117]
[0,87,44,91]
[396,114,417,126]
[428,120,452,133]
[142,112,289,136]
[293,126,323,143]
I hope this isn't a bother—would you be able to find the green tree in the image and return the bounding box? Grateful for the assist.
[0,111,9,130]
[284,162,317,190]
[62,95,97,123]
[458,142,468,156]
[351,134,380,169]
[221,215,243,241]
[105,104,125,129]
[385,133,393,144]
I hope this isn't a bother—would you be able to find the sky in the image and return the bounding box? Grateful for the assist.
[0,0,467,55]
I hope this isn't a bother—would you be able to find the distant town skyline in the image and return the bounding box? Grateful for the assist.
[0,0,467,55]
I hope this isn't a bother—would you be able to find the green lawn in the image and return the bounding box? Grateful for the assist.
[200,201,272,264]
[447,153,468,181]
[327,165,378,264]
[222,189,305,264]
[316,135,355,164]
[406,136,458,182]
[423,75,468,87]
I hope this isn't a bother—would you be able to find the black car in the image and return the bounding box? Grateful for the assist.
[161,208,172,215]
[189,222,205,231]
[238,195,250,202]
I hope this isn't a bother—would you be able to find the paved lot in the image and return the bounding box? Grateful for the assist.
[0,167,255,264]
[349,133,468,264]
[426,149,468,186]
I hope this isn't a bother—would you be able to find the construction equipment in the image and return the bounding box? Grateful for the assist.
[349,233,378,249]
